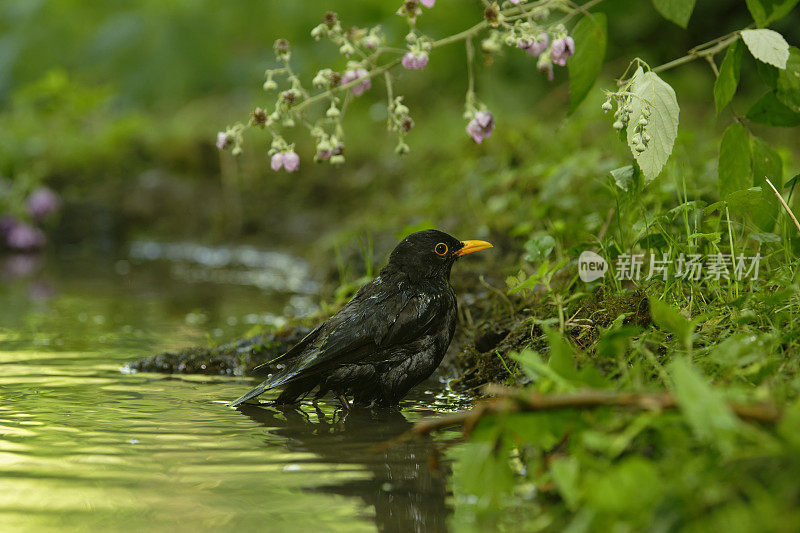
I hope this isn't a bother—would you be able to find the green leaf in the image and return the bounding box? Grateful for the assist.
[523,235,555,262]
[778,397,800,450]
[627,67,680,183]
[714,40,744,114]
[776,46,800,113]
[746,91,800,126]
[550,457,581,511]
[726,188,766,216]
[751,136,783,230]
[741,29,790,68]
[648,296,693,350]
[651,0,696,27]
[610,165,636,191]
[545,326,577,380]
[669,358,740,453]
[784,173,800,190]
[450,440,515,510]
[745,0,800,27]
[568,13,607,115]
[718,122,752,197]
[585,458,661,514]
[757,60,779,88]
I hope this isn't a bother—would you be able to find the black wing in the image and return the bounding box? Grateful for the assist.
[228,276,447,406]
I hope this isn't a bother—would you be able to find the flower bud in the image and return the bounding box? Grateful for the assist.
[601,101,613,112]
[638,117,648,126]
[481,34,502,54]
[339,42,355,56]
[270,152,284,171]
[216,131,232,150]
[550,36,575,67]
[395,142,410,155]
[263,79,278,91]
[484,4,499,25]
[251,108,267,126]
[323,11,338,29]
[311,25,326,40]
[364,34,380,50]
[341,68,371,96]
[402,51,428,70]
[312,69,330,88]
[326,103,341,118]
[282,151,300,172]
[281,90,297,106]
[273,39,290,56]
[612,120,624,130]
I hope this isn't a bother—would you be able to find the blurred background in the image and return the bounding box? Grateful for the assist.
[0,0,797,297]
[2,3,799,531]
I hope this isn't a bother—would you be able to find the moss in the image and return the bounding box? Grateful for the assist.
[129,325,311,376]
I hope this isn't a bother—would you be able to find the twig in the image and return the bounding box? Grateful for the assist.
[766,177,800,235]
[652,32,741,74]
[410,385,782,438]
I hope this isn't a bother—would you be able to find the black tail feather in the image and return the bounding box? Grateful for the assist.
[228,382,270,407]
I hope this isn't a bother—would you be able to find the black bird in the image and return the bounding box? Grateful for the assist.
[229,229,492,408]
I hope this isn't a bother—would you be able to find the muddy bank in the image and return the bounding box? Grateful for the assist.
[129,280,652,396]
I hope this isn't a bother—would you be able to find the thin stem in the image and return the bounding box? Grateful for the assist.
[653,32,741,74]
[766,178,800,235]
[465,37,475,103]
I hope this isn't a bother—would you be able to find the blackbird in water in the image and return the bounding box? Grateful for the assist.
[229,230,492,408]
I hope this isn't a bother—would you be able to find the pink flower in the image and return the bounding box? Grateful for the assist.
[516,38,533,50]
[402,52,428,70]
[550,36,575,66]
[270,151,300,172]
[526,33,549,57]
[282,151,300,172]
[270,152,284,171]
[466,111,495,144]
[420,0,435,6]
[509,0,522,4]
[341,68,371,96]
[216,131,231,150]
[5,220,45,250]
[26,187,61,220]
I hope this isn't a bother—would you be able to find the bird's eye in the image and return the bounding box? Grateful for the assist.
[434,243,448,256]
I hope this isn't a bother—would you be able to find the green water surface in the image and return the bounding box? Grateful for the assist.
[0,249,466,532]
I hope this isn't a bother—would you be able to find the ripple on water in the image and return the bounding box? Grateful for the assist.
[0,249,461,532]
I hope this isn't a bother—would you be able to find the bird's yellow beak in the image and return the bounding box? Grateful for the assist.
[455,240,493,256]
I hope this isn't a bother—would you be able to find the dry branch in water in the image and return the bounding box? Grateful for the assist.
[410,384,782,438]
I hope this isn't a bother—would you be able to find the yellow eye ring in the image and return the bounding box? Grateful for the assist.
[434,243,448,256]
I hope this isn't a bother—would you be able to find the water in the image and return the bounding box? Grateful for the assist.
[0,247,470,532]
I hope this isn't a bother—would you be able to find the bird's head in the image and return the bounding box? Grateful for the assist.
[383,229,493,281]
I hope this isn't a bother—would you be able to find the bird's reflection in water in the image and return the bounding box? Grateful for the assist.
[237,402,450,533]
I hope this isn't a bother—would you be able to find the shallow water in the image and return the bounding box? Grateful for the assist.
[0,248,469,532]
